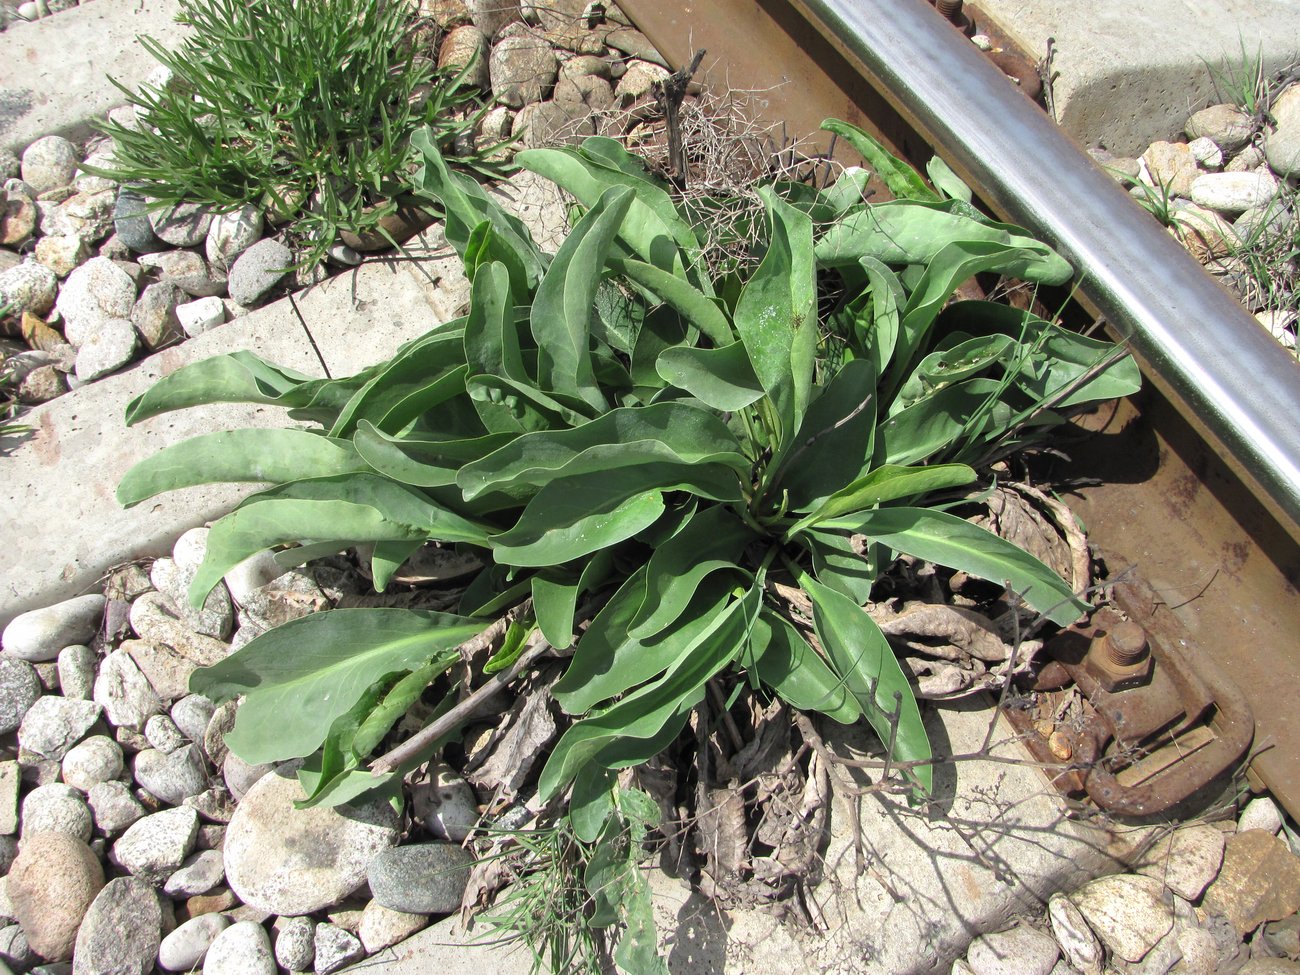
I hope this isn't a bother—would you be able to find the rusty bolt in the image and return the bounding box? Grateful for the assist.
[935,0,963,21]
[1101,621,1149,666]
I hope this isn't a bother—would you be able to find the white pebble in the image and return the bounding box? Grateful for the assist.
[175,296,226,337]
[1239,795,1284,834]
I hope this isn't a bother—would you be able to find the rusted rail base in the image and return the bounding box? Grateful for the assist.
[618,0,1300,815]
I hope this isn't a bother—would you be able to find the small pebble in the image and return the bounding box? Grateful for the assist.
[170,695,216,744]
[87,780,146,834]
[1239,795,1284,834]
[145,714,188,754]
[163,848,225,897]
[313,922,364,974]
[2,595,105,661]
[158,913,229,972]
[21,783,92,841]
[273,915,315,972]
[60,735,124,791]
[176,295,226,337]
[56,645,96,700]
[0,658,40,734]
[202,919,276,975]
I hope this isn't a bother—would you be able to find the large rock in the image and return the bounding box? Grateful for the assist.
[366,843,474,915]
[1189,171,1280,215]
[20,136,79,194]
[132,744,210,805]
[966,923,1059,975]
[56,258,137,347]
[94,650,163,730]
[1202,829,1300,936]
[490,30,559,108]
[1264,84,1300,175]
[226,238,291,306]
[21,783,92,841]
[202,920,275,975]
[223,763,400,915]
[1070,874,1174,963]
[0,261,57,318]
[73,877,171,975]
[2,595,104,662]
[157,912,228,972]
[1133,823,1225,901]
[7,832,104,961]
[1186,103,1255,153]
[17,696,102,761]
[0,658,40,734]
[110,806,199,882]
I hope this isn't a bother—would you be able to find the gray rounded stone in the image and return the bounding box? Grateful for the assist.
[22,783,93,841]
[145,714,187,753]
[1239,795,1284,834]
[1048,892,1103,975]
[73,877,170,975]
[204,205,263,265]
[314,922,364,974]
[61,735,124,791]
[132,744,210,805]
[170,695,216,744]
[272,915,314,971]
[87,780,146,835]
[966,923,1059,975]
[113,187,165,254]
[56,257,137,347]
[221,750,272,800]
[1070,873,1174,964]
[0,260,57,318]
[94,649,163,730]
[74,317,138,381]
[358,901,427,954]
[163,848,225,897]
[130,280,183,349]
[110,806,199,882]
[137,250,228,298]
[2,595,104,661]
[0,657,40,733]
[366,843,474,915]
[1189,171,1280,215]
[224,763,400,915]
[226,238,291,306]
[0,924,34,972]
[21,136,79,193]
[202,920,275,975]
[56,645,96,700]
[489,32,558,108]
[157,913,228,972]
[1264,84,1300,175]
[18,695,102,760]
[1186,103,1255,153]
[150,202,213,247]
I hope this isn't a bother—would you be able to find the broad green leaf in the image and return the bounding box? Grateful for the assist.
[351,657,452,759]
[465,221,532,306]
[371,539,424,592]
[117,429,367,508]
[467,373,587,434]
[629,505,754,638]
[612,257,733,347]
[802,575,932,794]
[412,128,546,287]
[772,168,872,222]
[570,765,617,843]
[885,239,1050,402]
[653,343,764,411]
[371,365,470,435]
[794,463,978,529]
[748,607,860,724]
[353,422,512,488]
[464,260,527,383]
[822,118,940,203]
[815,200,1073,285]
[192,608,485,764]
[804,529,876,605]
[530,184,633,411]
[554,574,734,715]
[301,674,394,804]
[124,351,335,426]
[491,461,743,567]
[191,498,427,607]
[733,186,817,442]
[820,506,1089,625]
[458,402,748,500]
[539,585,758,798]
[532,572,580,650]
[894,334,1016,412]
[878,379,1012,466]
[517,144,701,281]
[771,358,877,512]
[855,256,904,379]
[926,155,973,202]
[328,329,467,437]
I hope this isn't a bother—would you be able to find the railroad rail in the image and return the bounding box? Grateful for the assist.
[621,0,1300,815]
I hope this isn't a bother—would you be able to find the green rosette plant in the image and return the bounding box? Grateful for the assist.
[117,120,1140,971]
